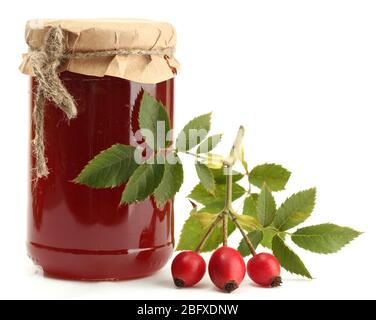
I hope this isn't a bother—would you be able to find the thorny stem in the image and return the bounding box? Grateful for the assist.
[229,210,257,257]
[195,214,224,253]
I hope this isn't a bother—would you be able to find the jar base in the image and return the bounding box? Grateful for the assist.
[27,242,173,281]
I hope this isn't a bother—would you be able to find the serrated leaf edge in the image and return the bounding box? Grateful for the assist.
[176,113,212,151]
[291,223,363,255]
[274,188,317,231]
[195,162,216,195]
[256,184,277,227]
[196,133,223,154]
[249,163,291,192]
[120,163,164,205]
[272,235,313,279]
[154,160,184,209]
[73,144,137,189]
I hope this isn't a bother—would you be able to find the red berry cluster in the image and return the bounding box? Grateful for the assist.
[172,158,283,293]
[171,247,282,293]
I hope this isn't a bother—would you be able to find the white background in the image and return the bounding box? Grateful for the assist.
[0,0,375,300]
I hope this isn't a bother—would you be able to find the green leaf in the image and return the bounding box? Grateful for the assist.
[121,162,165,204]
[257,185,277,227]
[291,224,362,254]
[188,183,246,206]
[176,113,211,151]
[261,229,286,249]
[210,168,243,184]
[177,214,235,252]
[243,193,259,218]
[191,212,218,229]
[236,214,262,232]
[197,203,225,214]
[74,144,138,188]
[238,230,263,257]
[228,126,245,165]
[196,134,222,154]
[154,156,184,208]
[203,154,225,169]
[249,164,291,191]
[195,162,216,194]
[274,188,316,231]
[272,235,312,279]
[138,91,171,150]
[176,214,205,251]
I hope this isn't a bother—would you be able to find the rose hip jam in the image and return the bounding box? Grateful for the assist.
[28,72,174,280]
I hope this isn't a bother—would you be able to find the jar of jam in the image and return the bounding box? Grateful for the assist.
[20,19,179,280]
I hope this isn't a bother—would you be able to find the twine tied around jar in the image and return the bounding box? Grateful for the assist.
[27,26,175,179]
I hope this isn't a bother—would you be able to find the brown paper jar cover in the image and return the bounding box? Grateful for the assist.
[20,18,179,84]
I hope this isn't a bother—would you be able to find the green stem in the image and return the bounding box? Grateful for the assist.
[228,210,257,257]
[222,164,234,246]
[223,211,228,247]
[195,213,224,253]
[224,165,233,210]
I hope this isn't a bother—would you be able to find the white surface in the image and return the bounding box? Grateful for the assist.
[1,0,376,300]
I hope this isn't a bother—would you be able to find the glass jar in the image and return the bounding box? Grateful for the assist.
[21,19,178,280]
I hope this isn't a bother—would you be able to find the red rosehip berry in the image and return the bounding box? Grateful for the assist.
[171,251,206,288]
[247,253,282,288]
[208,246,246,293]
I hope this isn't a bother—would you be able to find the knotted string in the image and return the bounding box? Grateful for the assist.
[29,26,77,178]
